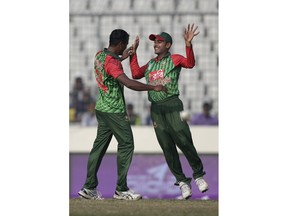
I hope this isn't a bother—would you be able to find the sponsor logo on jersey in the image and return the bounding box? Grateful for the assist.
[148,69,171,86]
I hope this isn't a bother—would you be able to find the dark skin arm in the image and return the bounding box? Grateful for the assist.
[117,73,167,92]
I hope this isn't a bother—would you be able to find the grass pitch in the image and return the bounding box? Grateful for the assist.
[70,198,218,216]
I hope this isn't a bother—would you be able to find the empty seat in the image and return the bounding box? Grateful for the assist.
[199,0,218,12]
[176,0,197,12]
[111,0,131,12]
[133,0,154,12]
[155,0,174,12]
[69,0,219,119]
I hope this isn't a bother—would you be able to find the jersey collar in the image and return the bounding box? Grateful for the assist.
[154,52,171,62]
[104,48,122,61]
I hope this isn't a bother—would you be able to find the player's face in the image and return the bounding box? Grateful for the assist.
[153,40,170,55]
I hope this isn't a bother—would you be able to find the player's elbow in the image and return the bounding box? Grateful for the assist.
[132,74,140,79]
[132,72,142,79]
[188,61,195,68]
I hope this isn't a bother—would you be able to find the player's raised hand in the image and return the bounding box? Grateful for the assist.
[131,35,140,55]
[121,45,133,61]
[183,24,200,44]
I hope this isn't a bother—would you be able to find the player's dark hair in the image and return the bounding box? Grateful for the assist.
[109,29,129,46]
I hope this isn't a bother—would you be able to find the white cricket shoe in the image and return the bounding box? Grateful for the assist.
[179,182,192,200]
[195,177,209,193]
[78,188,104,200]
[113,189,142,200]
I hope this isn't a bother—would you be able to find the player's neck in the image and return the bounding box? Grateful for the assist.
[107,47,117,54]
[156,52,168,61]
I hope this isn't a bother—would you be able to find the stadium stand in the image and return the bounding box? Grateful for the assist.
[69,0,218,123]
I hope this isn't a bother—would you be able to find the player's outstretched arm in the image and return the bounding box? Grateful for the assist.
[129,35,147,79]
[131,35,140,55]
[183,23,200,46]
[117,73,167,92]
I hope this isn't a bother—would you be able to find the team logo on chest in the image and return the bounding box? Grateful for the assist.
[148,69,171,86]
[149,69,164,81]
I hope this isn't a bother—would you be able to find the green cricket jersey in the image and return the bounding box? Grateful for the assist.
[94,48,126,113]
[130,46,195,103]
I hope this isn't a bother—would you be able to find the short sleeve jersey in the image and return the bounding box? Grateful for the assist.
[94,49,126,113]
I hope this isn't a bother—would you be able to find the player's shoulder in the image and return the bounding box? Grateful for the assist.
[106,56,122,68]
[171,53,184,58]
[95,50,103,56]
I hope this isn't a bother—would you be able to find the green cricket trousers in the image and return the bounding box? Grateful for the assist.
[83,110,134,192]
[151,96,206,185]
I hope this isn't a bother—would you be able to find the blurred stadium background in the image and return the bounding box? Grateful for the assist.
[69,0,218,200]
[69,0,218,123]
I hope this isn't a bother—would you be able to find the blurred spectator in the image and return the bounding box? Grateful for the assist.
[145,114,153,125]
[190,100,218,126]
[145,105,153,125]
[70,76,94,122]
[77,91,93,116]
[127,103,141,125]
[69,92,77,122]
[81,100,98,126]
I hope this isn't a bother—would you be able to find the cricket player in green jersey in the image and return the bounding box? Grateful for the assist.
[129,24,209,200]
[78,29,167,200]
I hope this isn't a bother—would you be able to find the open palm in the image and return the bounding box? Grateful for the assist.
[183,24,200,43]
[132,36,140,54]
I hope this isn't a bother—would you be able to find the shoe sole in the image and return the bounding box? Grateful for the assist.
[113,194,142,200]
[78,191,103,200]
[201,188,208,193]
[184,194,192,200]
[78,191,92,199]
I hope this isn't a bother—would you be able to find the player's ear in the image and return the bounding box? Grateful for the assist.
[165,42,172,49]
